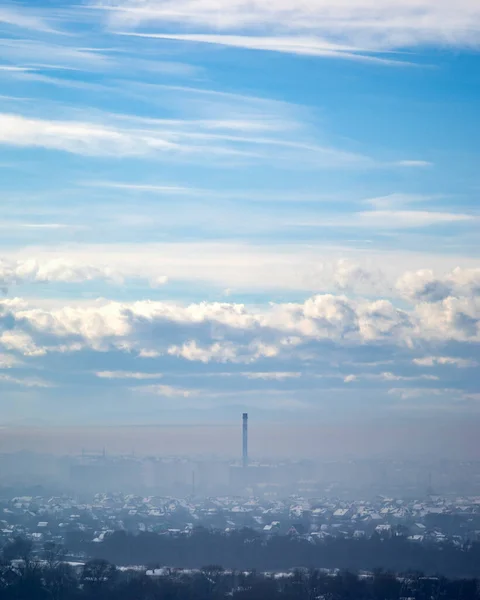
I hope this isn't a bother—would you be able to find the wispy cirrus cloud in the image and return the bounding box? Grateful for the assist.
[96,370,163,379]
[0,39,199,80]
[242,371,301,381]
[395,160,433,167]
[94,0,480,52]
[0,39,112,71]
[364,193,439,209]
[0,65,33,72]
[344,371,439,383]
[0,373,54,388]
[0,113,173,157]
[0,222,76,231]
[0,110,374,167]
[387,387,461,402]
[0,5,56,33]
[291,210,477,231]
[134,383,195,398]
[354,210,477,229]
[413,356,479,368]
[116,32,413,65]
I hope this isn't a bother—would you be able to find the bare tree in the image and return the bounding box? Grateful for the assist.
[81,558,117,592]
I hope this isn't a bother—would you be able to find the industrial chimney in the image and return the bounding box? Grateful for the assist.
[242,413,248,468]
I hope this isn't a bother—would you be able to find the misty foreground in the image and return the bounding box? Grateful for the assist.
[1,557,480,600]
[82,529,480,579]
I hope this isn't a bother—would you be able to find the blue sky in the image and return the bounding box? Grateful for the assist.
[0,0,479,432]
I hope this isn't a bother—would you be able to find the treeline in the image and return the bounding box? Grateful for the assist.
[1,539,480,600]
[81,529,480,579]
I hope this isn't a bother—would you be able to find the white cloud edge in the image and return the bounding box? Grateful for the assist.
[115,32,417,66]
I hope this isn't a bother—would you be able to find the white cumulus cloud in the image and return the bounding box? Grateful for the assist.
[0,257,123,291]
[397,267,480,302]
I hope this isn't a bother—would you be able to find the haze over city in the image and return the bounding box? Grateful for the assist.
[2,3,480,599]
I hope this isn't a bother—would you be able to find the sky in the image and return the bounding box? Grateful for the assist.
[0,0,479,449]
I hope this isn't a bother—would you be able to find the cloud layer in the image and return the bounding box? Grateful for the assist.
[1,265,478,362]
[0,259,478,422]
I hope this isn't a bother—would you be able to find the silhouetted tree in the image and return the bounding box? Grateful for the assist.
[43,541,67,570]
[0,560,479,600]
[43,563,78,600]
[2,537,33,564]
[81,558,117,594]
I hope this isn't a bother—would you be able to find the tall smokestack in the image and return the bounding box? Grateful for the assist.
[242,413,248,468]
